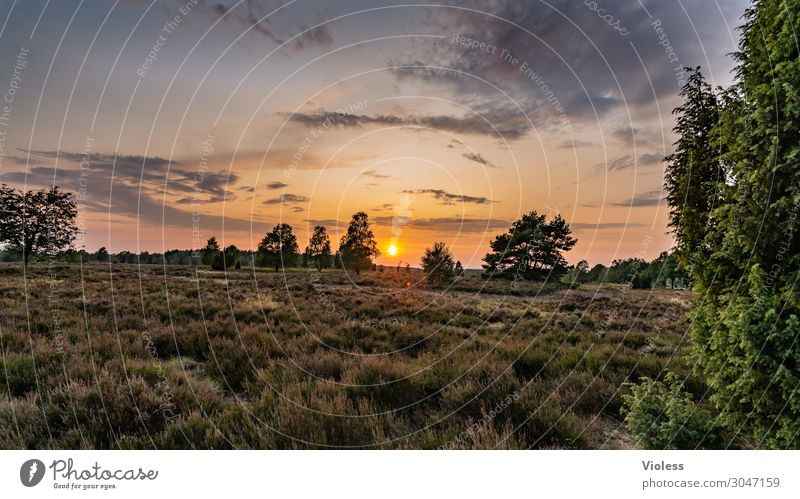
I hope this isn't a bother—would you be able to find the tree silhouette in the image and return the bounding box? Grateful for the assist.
[94,246,109,263]
[421,241,455,283]
[0,185,79,268]
[211,245,240,271]
[201,236,220,266]
[256,223,299,271]
[482,211,576,280]
[306,225,332,271]
[338,212,380,275]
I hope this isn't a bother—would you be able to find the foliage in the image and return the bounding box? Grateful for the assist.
[256,223,299,271]
[482,211,576,280]
[306,225,332,271]
[211,245,241,271]
[0,264,693,448]
[94,247,109,263]
[0,185,79,267]
[622,373,726,449]
[662,1,800,448]
[338,212,380,275]
[420,241,456,283]
[201,236,220,266]
[663,68,726,272]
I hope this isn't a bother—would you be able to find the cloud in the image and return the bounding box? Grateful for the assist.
[387,0,744,132]
[360,170,390,179]
[597,152,664,172]
[265,181,289,190]
[462,152,499,169]
[402,188,494,205]
[613,190,664,207]
[262,193,309,205]
[0,158,268,234]
[639,153,664,166]
[611,126,638,146]
[17,149,237,205]
[599,155,636,172]
[557,139,595,148]
[287,110,529,139]
[212,0,333,51]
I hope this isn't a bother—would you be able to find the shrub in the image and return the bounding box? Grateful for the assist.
[621,373,725,449]
[0,353,37,397]
[211,245,240,271]
[420,242,455,284]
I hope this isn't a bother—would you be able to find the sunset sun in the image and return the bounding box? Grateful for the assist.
[387,245,398,256]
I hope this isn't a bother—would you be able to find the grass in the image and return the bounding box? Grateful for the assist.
[0,263,695,449]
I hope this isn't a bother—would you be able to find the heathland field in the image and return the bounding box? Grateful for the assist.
[0,264,694,449]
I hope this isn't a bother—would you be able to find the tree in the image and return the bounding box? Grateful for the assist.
[256,223,299,271]
[454,260,464,276]
[420,241,455,284]
[663,67,725,273]
[94,246,109,263]
[338,212,380,275]
[564,259,590,283]
[306,225,332,271]
[201,236,220,266]
[660,1,800,447]
[0,185,79,267]
[211,245,240,271]
[482,211,576,280]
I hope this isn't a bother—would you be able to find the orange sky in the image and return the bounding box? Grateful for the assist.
[0,0,747,266]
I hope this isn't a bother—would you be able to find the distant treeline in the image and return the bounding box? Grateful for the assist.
[564,251,689,289]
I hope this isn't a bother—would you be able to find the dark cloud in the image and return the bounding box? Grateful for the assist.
[640,152,664,166]
[597,152,664,172]
[600,155,636,172]
[389,1,744,133]
[462,152,499,169]
[262,193,310,205]
[402,188,494,205]
[266,181,289,190]
[18,149,236,204]
[557,139,596,148]
[0,150,273,234]
[610,126,638,146]
[132,0,333,51]
[287,110,529,139]
[613,190,664,207]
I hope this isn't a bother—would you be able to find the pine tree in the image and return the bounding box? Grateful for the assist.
[482,211,576,280]
[668,2,800,447]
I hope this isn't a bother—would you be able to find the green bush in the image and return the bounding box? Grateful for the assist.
[0,353,37,396]
[621,373,725,449]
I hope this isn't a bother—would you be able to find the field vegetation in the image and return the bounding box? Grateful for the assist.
[0,264,695,449]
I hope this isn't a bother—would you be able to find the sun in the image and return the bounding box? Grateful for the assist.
[387,245,398,256]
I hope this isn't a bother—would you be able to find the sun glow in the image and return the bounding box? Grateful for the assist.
[387,245,398,256]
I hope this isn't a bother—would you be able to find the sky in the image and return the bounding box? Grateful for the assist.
[0,0,749,267]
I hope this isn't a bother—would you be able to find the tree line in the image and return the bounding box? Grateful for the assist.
[1,184,584,283]
[1,181,688,290]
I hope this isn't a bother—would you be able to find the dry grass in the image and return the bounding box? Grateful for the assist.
[0,263,695,449]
